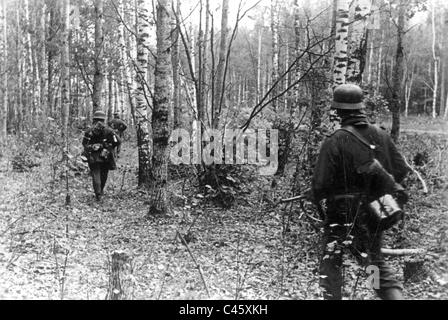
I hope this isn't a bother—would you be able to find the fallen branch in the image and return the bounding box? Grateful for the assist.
[176,231,211,298]
[381,248,426,256]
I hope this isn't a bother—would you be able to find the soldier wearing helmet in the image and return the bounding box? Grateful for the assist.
[312,84,411,300]
[108,113,128,140]
[108,112,127,155]
[82,110,121,201]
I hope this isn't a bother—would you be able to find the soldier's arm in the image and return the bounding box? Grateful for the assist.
[108,130,121,148]
[82,131,92,151]
[311,139,338,204]
[386,136,411,183]
[120,120,127,131]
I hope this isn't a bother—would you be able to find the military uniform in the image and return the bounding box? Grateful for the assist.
[312,84,410,300]
[83,111,121,201]
[108,114,128,139]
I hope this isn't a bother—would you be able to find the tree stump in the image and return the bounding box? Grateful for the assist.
[106,251,132,300]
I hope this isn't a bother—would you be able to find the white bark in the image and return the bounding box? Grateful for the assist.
[346,0,372,84]
[431,0,438,118]
[332,0,351,88]
[135,0,152,186]
[270,0,280,111]
[1,0,7,141]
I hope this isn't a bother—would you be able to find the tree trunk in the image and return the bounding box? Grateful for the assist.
[270,0,280,112]
[294,0,302,113]
[171,0,180,129]
[92,0,104,113]
[212,0,229,128]
[106,251,132,300]
[61,0,71,206]
[135,0,152,187]
[444,91,448,119]
[346,0,371,84]
[24,0,39,120]
[390,0,406,142]
[431,0,438,118]
[107,69,113,122]
[257,25,262,105]
[376,29,383,94]
[148,0,172,216]
[1,0,7,141]
[332,0,351,88]
[38,0,47,118]
[17,2,23,132]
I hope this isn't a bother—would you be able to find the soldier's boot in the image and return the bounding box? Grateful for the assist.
[377,288,404,300]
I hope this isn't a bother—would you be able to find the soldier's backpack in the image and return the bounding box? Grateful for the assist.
[338,125,404,230]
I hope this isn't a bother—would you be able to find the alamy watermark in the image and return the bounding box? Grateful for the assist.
[169,121,278,176]
[366,265,380,290]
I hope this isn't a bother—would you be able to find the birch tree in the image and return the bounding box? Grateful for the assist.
[346,0,371,84]
[270,0,280,112]
[0,1,8,143]
[92,0,104,113]
[171,0,180,129]
[332,0,351,88]
[148,0,172,216]
[61,0,71,205]
[212,0,229,128]
[1,0,7,141]
[430,0,439,118]
[135,0,152,187]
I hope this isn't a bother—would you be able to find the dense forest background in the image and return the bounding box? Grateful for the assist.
[0,0,447,300]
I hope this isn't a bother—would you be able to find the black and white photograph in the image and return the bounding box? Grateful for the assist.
[0,0,447,304]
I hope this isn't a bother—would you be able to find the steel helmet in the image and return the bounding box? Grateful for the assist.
[92,110,106,121]
[332,84,365,110]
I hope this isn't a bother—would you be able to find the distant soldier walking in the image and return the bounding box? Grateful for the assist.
[108,113,127,155]
[312,84,411,300]
[83,111,121,201]
[108,112,128,140]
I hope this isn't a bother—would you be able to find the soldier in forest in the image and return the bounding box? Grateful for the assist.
[312,84,411,300]
[108,113,127,155]
[82,111,121,201]
[108,113,128,139]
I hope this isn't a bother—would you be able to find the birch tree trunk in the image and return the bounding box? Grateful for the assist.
[107,69,113,121]
[61,0,71,205]
[376,29,383,94]
[171,0,180,129]
[332,0,351,88]
[92,0,104,113]
[346,0,371,84]
[270,0,280,112]
[444,91,448,119]
[257,24,262,105]
[366,30,374,84]
[1,0,7,141]
[212,0,229,128]
[39,0,47,117]
[293,0,301,113]
[24,0,39,119]
[431,0,438,118]
[135,0,152,187]
[16,3,23,132]
[148,0,172,216]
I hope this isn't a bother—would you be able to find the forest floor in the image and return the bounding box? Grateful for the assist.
[0,118,447,300]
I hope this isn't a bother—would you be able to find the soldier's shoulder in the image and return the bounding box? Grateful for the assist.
[368,123,390,137]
